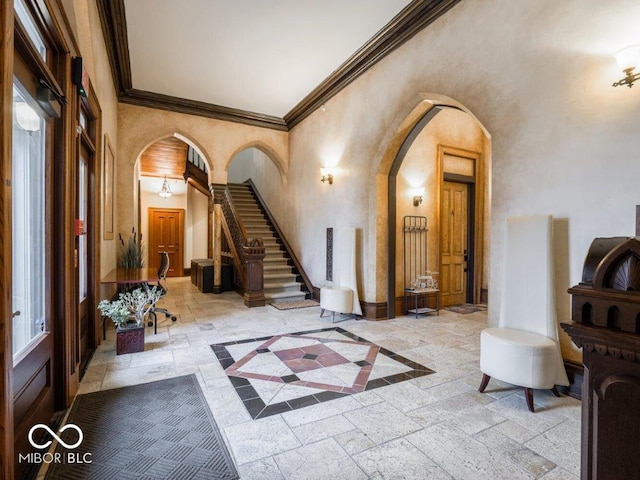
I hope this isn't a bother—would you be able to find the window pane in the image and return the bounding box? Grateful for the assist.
[14,0,47,61]
[12,84,47,359]
[79,158,88,301]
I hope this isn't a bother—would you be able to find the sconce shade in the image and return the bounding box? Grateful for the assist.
[158,176,172,198]
[15,102,41,132]
[613,45,640,88]
[615,45,640,71]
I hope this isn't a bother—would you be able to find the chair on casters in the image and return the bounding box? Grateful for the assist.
[147,251,177,334]
[478,215,569,412]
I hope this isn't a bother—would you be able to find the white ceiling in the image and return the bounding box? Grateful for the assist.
[124,0,412,117]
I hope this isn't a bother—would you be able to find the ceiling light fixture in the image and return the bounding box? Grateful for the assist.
[613,44,640,88]
[158,176,172,198]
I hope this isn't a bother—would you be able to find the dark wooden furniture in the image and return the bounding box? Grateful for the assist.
[561,236,640,480]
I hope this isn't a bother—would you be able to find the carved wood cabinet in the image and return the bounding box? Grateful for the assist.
[562,237,640,480]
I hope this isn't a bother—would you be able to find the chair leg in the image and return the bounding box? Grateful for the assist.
[479,374,491,393]
[524,387,535,412]
[320,308,326,318]
[550,386,561,397]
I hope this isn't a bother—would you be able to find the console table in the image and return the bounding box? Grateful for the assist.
[404,287,440,318]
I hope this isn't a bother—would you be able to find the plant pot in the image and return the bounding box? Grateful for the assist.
[116,325,145,355]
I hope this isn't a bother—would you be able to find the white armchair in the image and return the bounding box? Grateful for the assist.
[320,227,362,322]
[479,215,569,412]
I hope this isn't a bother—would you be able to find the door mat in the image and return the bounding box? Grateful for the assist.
[444,303,488,314]
[211,326,434,420]
[44,375,238,480]
[269,299,320,310]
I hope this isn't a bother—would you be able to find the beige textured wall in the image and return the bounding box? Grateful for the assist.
[280,0,640,362]
[117,104,288,237]
[61,0,120,277]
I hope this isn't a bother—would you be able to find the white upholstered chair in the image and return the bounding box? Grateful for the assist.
[479,215,569,412]
[320,227,362,322]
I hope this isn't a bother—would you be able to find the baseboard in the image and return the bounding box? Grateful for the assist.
[559,359,583,400]
[360,301,388,320]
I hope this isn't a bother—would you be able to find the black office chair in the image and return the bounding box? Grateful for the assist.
[147,251,177,333]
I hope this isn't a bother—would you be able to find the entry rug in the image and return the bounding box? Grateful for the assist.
[269,299,320,310]
[444,303,488,314]
[211,327,434,420]
[44,375,238,480]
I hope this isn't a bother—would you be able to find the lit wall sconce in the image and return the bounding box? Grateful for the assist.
[411,187,424,206]
[15,102,41,132]
[321,168,334,185]
[613,44,640,88]
[158,175,173,198]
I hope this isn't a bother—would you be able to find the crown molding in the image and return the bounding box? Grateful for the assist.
[284,0,461,128]
[97,0,460,132]
[120,89,288,131]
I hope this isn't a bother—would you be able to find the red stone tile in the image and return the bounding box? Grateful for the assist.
[284,358,322,373]
[316,352,350,367]
[274,347,305,361]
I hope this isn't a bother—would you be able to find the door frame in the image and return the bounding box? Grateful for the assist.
[148,207,185,276]
[437,145,484,305]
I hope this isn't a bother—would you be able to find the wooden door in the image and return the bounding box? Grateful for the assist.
[149,208,184,277]
[440,181,468,306]
[11,78,55,477]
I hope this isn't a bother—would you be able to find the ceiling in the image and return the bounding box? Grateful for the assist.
[125,0,412,118]
[98,0,461,130]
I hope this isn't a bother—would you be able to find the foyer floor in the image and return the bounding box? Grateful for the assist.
[78,277,581,479]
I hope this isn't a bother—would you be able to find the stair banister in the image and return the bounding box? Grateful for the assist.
[221,185,265,305]
[245,179,313,298]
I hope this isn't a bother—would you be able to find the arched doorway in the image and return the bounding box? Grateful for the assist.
[385,99,491,318]
[134,136,211,276]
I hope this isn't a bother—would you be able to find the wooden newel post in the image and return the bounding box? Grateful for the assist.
[561,236,640,480]
[243,238,266,307]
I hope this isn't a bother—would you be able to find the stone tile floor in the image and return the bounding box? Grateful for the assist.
[79,277,581,479]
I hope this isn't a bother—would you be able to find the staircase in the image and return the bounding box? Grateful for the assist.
[227,183,310,303]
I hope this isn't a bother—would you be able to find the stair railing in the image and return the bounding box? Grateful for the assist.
[245,179,313,298]
[221,186,266,306]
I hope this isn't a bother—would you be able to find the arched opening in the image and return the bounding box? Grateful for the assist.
[133,135,212,277]
[384,97,491,318]
[227,145,285,195]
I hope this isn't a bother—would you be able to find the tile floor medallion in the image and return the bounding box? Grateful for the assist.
[211,327,435,419]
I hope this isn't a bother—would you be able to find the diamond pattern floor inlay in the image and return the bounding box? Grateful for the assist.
[211,327,435,419]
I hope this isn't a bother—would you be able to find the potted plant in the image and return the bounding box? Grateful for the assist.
[98,287,162,354]
[118,227,144,268]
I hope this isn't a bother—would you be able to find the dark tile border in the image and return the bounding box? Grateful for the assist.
[210,327,434,420]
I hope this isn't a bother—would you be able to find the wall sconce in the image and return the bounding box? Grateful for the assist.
[411,187,424,206]
[15,102,41,132]
[158,175,173,198]
[320,168,334,185]
[613,45,640,88]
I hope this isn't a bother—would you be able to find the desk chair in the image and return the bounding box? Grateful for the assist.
[147,251,177,333]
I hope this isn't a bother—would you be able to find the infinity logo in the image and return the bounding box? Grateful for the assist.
[28,424,83,450]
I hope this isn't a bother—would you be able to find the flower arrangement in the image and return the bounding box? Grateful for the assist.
[97,287,162,329]
[118,227,144,268]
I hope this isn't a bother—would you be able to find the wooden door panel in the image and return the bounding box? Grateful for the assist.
[149,208,184,277]
[441,182,468,306]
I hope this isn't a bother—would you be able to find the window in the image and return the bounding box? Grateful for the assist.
[14,0,47,61]
[12,83,47,360]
